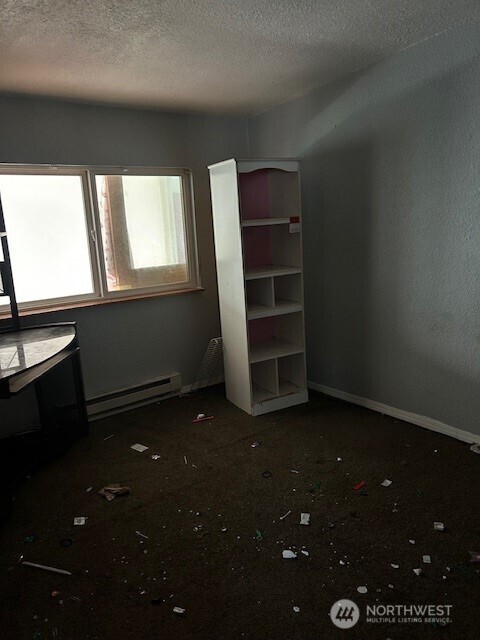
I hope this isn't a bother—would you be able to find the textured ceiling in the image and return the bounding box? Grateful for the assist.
[0,0,479,115]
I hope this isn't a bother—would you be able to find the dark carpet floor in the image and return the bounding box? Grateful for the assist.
[1,387,479,640]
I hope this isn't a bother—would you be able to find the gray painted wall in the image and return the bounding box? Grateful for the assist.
[0,96,248,435]
[249,21,480,437]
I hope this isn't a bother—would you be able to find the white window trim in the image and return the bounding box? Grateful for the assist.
[0,164,201,314]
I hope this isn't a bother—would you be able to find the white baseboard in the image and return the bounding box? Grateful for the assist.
[88,373,182,421]
[308,381,479,444]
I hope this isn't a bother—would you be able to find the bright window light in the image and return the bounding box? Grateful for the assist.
[0,166,198,312]
[94,174,188,292]
[0,174,94,304]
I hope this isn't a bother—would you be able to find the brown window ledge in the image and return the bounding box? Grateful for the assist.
[1,286,205,319]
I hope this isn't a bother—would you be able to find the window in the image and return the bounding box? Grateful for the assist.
[0,174,94,304]
[0,166,199,313]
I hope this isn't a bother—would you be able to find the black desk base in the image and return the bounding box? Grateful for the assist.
[0,323,88,520]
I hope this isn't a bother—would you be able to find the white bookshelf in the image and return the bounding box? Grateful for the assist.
[241,217,290,227]
[208,159,308,416]
[245,265,302,280]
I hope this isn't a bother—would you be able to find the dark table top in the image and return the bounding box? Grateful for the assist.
[0,326,76,381]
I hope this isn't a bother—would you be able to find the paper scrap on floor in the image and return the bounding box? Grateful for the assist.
[300,513,310,525]
[98,484,131,501]
[131,443,148,453]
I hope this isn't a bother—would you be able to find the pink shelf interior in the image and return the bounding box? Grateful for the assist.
[238,169,270,220]
[248,317,275,343]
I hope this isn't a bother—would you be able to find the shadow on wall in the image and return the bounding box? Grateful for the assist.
[300,140,374,398]
[287,51,480,432]
[297,22,480,158]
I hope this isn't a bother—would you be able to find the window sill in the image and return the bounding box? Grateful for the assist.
[1,286,205,318]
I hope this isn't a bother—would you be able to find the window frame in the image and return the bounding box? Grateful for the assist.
[0,164,201,314]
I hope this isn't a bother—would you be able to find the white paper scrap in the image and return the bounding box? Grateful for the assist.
[357,586,368,594]
[131,443,148,452]
[173,607,185,614]
[282,550,297,559]
[301,550,309,556]
[391,564,399,569]
[279,510,291,521]
[300,513,310,526]
[434,522,445,531]
[413,568,422,576]
[22,561,71,576]
[73,517,86,526]
[293,606,300,613]
[381,479,392,487]
[423,555,431,564]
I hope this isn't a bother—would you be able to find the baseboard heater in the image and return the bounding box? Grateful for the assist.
[87,372,182,421]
